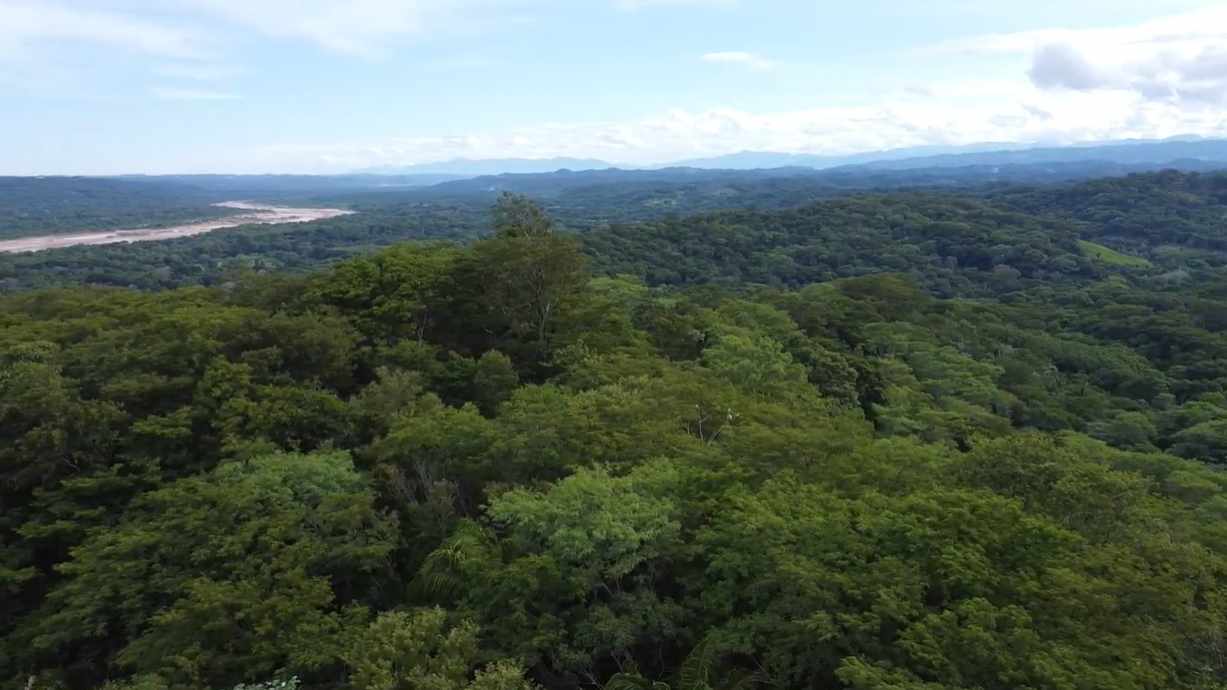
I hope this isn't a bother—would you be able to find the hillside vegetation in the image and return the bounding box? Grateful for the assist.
[3,169,1227,291]
[0,178,236,240]
[3,181,1227,690]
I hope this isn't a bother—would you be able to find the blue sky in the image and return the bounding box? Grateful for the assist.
[2,0,1226,174]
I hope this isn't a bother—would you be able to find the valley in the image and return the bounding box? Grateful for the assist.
[0,201,352,253]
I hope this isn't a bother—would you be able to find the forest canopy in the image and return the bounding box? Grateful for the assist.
[3,183,1227,690]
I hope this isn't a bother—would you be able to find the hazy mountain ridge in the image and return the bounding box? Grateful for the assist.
[405,158,1227,201]
[358,157,615,175]
[668,142,1034,170]
[121,173,468,195]
[354,137,1227,177]
[850,139,1227,171]
[9,154,1226,240]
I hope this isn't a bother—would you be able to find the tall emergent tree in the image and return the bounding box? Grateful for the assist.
[472,194,585,348]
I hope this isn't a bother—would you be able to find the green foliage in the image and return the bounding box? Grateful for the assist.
[344,608,535,690]
[0,177,235,240]
[1077,240,1153,268]
[311,244,462,344]
[1171,419,1227,463]
[230,679,301,690]
[5,187,1227,690]
[700,333,808,396]
[468,231,586,348]
[20,452,395,689]
[471,351,520,416]
[493,193,555,239]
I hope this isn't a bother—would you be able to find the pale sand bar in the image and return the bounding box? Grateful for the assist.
[0,201,354,254]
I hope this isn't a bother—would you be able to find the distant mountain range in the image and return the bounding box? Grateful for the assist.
[358,158,614,176]
[392,159,1225,202]
[845,138,1227,171]
[668,143,1035,171]
[67,137,1227,205]
[356,137,1227,177]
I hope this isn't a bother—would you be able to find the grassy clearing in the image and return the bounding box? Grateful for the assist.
[1078,240,1153,268]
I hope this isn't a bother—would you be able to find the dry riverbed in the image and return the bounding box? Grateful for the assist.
[0,201,354,254]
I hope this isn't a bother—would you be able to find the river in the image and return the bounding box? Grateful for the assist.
[0,201,355,254]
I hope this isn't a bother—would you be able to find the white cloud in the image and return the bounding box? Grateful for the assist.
[8,2,1227,174]
[0,1,205,59]
[1027,43,1106,90]
[238,86,1227,173]
[701,51,774,71]
[152,86,239,100]
[936,5,1227,104]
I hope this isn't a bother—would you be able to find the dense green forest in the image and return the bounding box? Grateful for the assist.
[6,163,1225,289]
[6,169,1227,291]
[4,177,1227,689]
[0,178,239,240]
[0,203,487,291]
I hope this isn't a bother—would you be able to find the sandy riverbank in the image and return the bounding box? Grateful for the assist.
[0,201,354,254]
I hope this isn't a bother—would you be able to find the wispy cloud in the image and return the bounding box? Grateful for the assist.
[176,0,449,57]
[2,0,734,63]
[154,62,239,81]
[701,51,775,71]
[0,1,206,59]
[152,86,239,101]
[1,1,490,61]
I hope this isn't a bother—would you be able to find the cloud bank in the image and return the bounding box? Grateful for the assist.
[246,92,1227,173]
[5,2,1227,173]
[942,5,1227,104]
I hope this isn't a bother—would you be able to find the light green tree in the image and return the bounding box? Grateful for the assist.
[345,608,537,690]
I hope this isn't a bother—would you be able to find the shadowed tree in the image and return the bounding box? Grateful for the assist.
[472,196,585,349]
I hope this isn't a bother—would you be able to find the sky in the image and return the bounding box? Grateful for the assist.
[2,0,1227,174]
